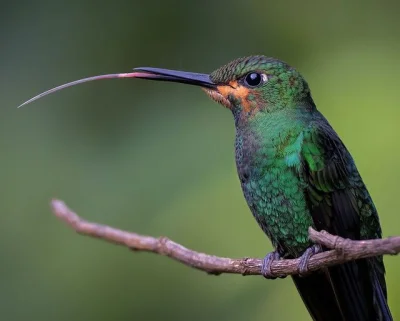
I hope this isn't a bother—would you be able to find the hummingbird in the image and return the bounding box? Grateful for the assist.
[19,55,392,321]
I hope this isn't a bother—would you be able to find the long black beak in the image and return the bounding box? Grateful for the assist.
[132,67,215,89]
[18,67,216,108]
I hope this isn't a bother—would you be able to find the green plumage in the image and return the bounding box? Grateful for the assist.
[235,109,313,255]
[210,56,391,321]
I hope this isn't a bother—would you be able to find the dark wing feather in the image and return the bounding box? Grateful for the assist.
[297,112,391,321]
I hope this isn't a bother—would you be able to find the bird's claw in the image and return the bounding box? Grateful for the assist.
[261,251,286,279]
[298,244,322,277]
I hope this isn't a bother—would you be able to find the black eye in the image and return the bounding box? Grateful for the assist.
[244,72,262,87]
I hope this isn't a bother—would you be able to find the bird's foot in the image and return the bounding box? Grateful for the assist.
[297,244,323,277]
[261,251,286,279]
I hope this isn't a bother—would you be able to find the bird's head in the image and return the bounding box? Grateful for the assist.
[205,56,314,117]
[18,55,315,119]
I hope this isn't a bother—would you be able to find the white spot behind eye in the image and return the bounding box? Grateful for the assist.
[261,74,268,82]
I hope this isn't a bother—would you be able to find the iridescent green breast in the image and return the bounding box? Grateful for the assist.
[235,112,314,257]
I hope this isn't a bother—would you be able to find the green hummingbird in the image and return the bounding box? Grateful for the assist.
[19,55,392,321]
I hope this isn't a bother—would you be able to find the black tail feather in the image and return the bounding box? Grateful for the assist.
[327,260,373,320]
[292,259,392,321]
[292,271,344,321]
[372,268,392,321]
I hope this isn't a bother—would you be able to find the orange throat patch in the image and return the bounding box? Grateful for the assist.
[202,81,251,112]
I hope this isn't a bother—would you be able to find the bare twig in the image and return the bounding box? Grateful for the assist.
[50,199,400,277]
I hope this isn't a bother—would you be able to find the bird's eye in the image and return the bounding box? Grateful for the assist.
[244,72,265,87]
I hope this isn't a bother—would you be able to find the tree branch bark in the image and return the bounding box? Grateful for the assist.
[50,199,400,277]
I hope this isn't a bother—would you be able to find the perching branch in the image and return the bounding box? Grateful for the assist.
[50,199,400,277]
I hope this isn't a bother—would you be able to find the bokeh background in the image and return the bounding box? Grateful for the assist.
[1,1,400,320]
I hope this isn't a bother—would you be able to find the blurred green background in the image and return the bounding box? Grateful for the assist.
[1,1,400,320]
